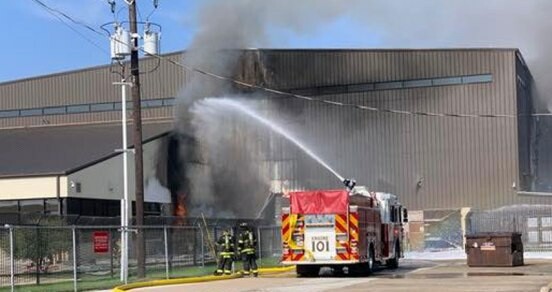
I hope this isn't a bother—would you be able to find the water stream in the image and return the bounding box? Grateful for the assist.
[199,97,345,183]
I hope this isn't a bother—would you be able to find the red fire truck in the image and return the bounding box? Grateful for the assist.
[281,186,407,276]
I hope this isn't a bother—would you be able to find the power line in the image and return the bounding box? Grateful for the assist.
[140,52,551,119]
[108,39,552,119]
[29,0,108,55]
[29,0,552,119]
[31,0,108,37]
[31,0,160,77]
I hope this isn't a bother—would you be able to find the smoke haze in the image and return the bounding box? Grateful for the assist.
[182,0,552,107]
[344,0,552,109]
[188,98,270,218]
[175,0,552,217]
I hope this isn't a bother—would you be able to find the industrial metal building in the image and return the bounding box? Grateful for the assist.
[0,49,548,218]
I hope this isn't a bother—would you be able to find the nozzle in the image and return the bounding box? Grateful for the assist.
[343,178,356,190]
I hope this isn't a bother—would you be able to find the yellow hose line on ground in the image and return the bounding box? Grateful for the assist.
[112,266,296,291]
[112,274,241,292]
[258,265,296,274]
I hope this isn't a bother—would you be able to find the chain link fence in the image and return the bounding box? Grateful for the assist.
[0,223,282,291]
[257,225,281,267]
[404,205,552,255]
[8,207,552,290]
[8,206,552,290]
[468,205,552,252]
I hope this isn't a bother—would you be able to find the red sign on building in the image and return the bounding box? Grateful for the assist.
[93,231,109,253]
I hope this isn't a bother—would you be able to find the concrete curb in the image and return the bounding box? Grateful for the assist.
[112,266,295,291]
[112,274,241,292]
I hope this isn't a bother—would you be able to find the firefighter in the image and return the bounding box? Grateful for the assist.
[214,229,235,276]
[237,222,258,277]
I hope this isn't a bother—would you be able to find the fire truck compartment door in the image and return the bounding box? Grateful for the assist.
[305,227,336,261]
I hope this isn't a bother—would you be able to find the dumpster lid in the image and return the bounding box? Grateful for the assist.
[465,232,522,238]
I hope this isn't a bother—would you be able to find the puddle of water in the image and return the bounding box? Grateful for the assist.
[466,272,527,277]
[267,267,544,279]
[376,272,531,279]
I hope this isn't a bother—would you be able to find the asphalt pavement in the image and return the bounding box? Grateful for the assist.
[133,259,552,292]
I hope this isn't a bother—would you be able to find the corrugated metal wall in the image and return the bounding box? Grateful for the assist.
[0,52,185,129]
[238,49,552,210]
[1,49,549,210]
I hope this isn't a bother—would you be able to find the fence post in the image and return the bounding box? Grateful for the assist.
[257,227,262,266]
[72,226,77,292]
[9,225,14,292]
[110,228,114,278]
[35,228,40,285]
[198,225,205,267]
[192,228,197,266]
[164,226,169,279]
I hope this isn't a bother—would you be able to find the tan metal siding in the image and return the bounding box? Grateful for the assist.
[0,49,546,210]
[0,107,173,129]
[0,52,186,108]
[244,49,544,210]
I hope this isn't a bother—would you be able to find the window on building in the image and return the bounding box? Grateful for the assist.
[319,85,348,95]
[67,104,90,113]
[163,98,176,106]
[65,198,121,217]
[375,81,403,90]
[44,199,60,214]
[43,106,66,115]
[348,83,375,92]
[289,88,314,96]
[114,101,133,110]
[284,73,494,97]
[144,202,161,216]
[91,103,114,112]
[403,79,432,88]
[19,199,44,214]
[0,110,19,118]
[462,74,493,84]
[527,217,538,228]
[543,231,552,242]
[542,217,552,227]
[20,108,43,117]
[0,201,18,213]
[142,99,164,108]
[528,231,539,243]
[0,97,176,119]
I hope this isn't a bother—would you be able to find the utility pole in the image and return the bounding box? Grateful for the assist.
[128,0,146,278]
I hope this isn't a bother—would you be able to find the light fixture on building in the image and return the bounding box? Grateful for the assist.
[416,177,424,189]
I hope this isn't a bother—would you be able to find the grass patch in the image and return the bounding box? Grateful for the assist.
[2,257,283,291]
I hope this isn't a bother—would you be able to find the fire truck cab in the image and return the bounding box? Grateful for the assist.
[281,186,407,276]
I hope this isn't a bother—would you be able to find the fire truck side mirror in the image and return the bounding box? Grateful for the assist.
[403,208,408,223]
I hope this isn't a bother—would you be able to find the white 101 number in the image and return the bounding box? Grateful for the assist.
[312,240,329,252]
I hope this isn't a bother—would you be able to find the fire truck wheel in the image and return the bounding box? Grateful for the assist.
[366,245,375,275]
[387,241,400,269]
[296,265,319,277]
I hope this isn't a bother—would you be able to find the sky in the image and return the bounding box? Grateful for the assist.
[0,0,381,83]
[0,1,198,82]
[1,0,550,88]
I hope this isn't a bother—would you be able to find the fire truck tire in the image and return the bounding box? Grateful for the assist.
[387,241,400,269]
[296,265,319,277]
[366,244,375,275]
